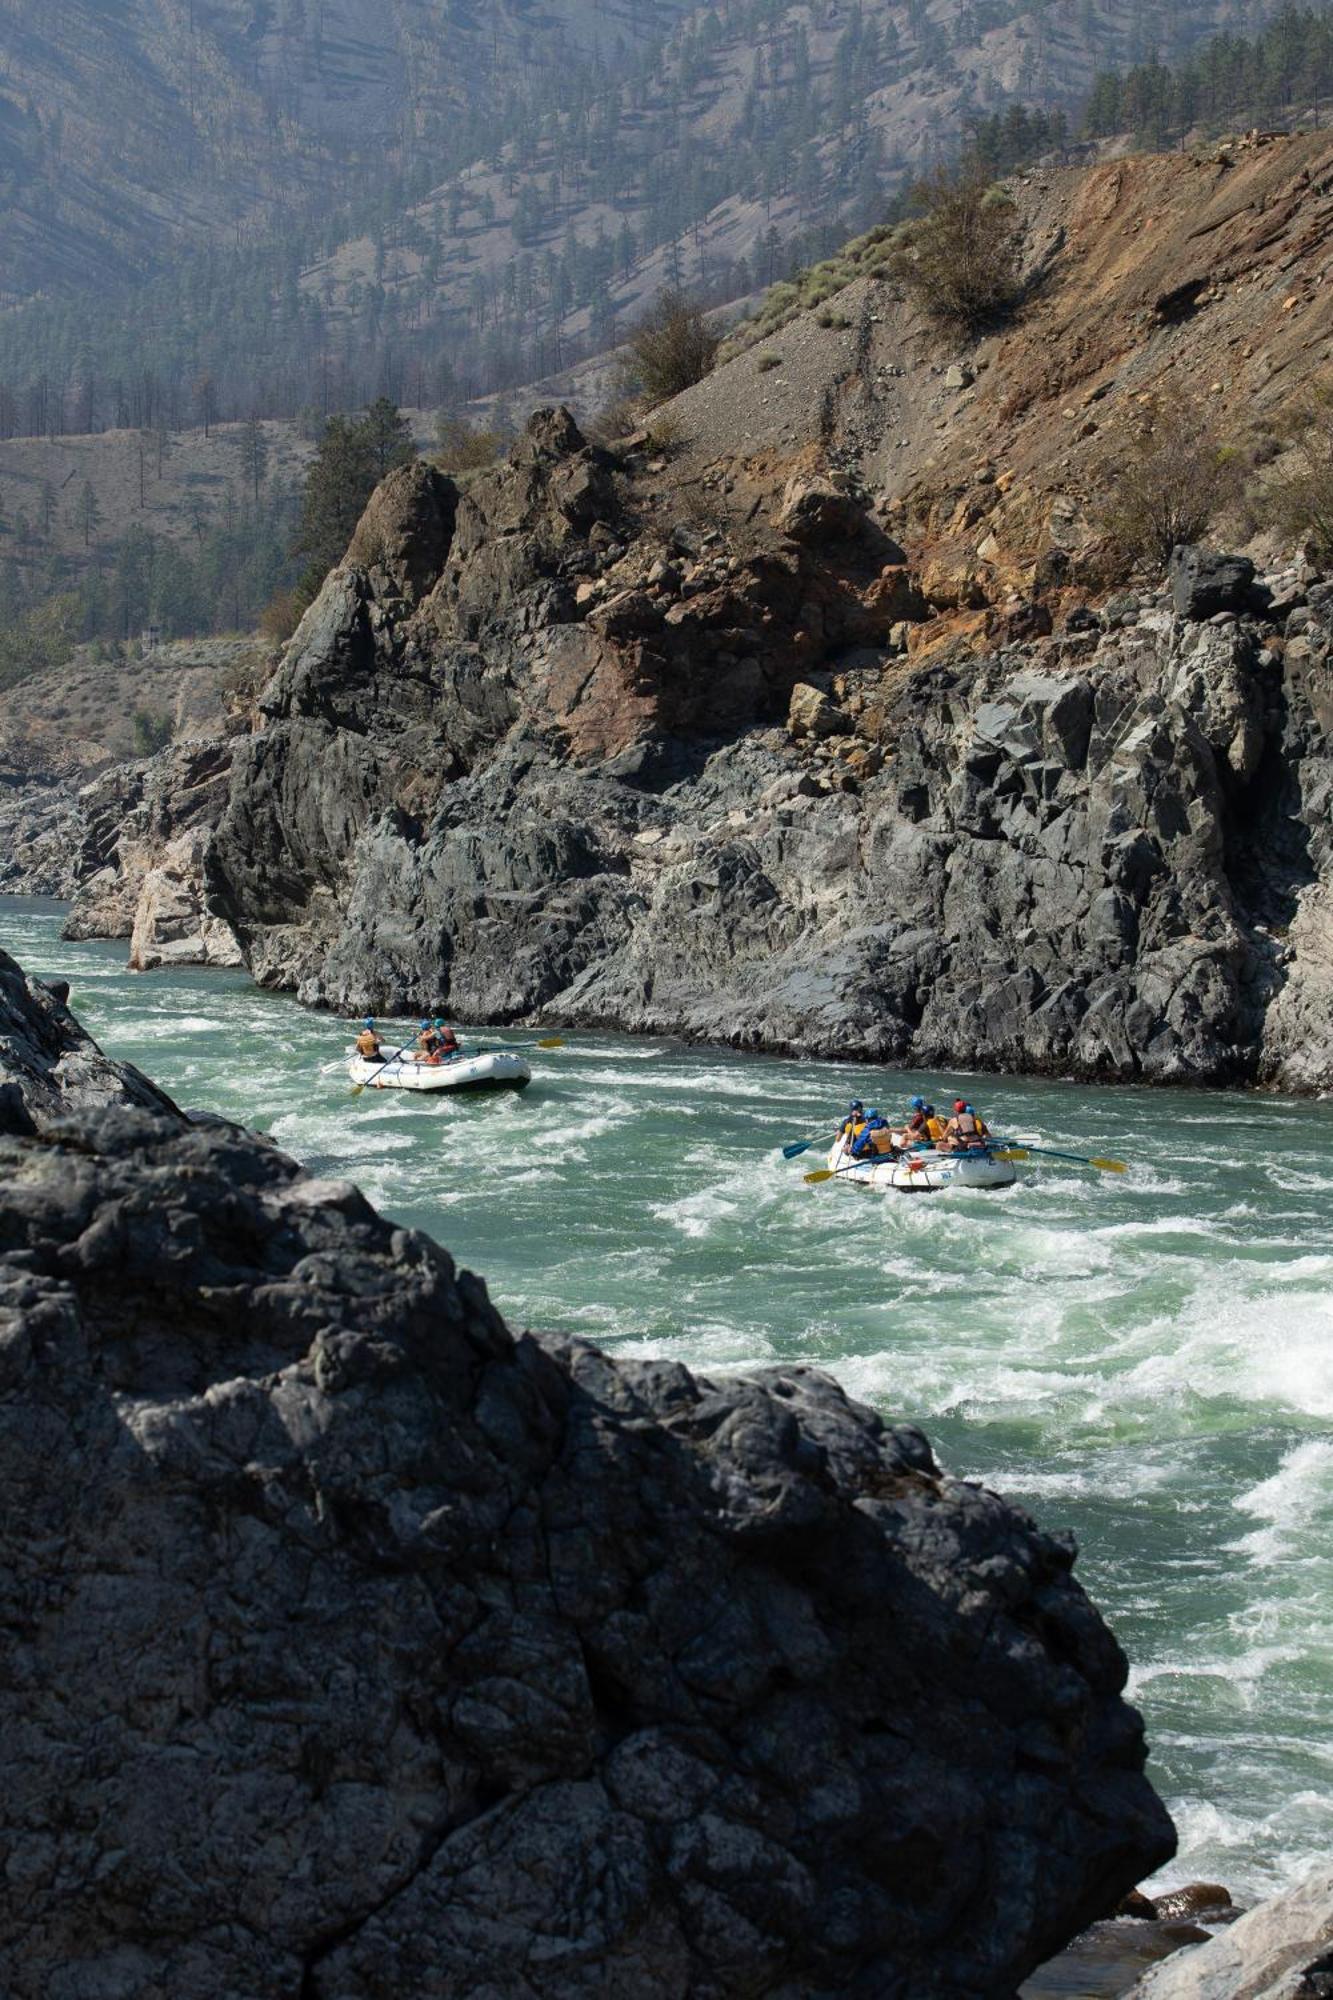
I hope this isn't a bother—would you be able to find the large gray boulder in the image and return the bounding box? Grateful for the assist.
[63,738,242,968]
[1127,1865,1333,1996]
[0,953,1174,1997]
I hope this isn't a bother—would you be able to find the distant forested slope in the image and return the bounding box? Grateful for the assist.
[0,0,1289,435]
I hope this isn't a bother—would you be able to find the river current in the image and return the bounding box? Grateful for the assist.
[4,896,1331,1915]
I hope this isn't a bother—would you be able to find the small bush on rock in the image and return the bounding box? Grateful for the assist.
[623,289,720,406]
[1097,400,1240,575]
[895,165,1022,331]
[131,708,173,757]
[434,414,505,475]
[1255,379,1333,560]
[258,589,302,645]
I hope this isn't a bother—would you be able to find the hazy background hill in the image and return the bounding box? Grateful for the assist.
[0,0,689,300]
[1,0,1328,676]
[0,0,1290,434]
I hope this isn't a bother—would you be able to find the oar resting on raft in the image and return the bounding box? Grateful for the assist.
[469,1035,566,1054]
[803,1161,883,1184]
[803,1142,1128,1182]
[991,1142,1127,1173]
[350,1033,418,1097]
[803,1149,933,1184]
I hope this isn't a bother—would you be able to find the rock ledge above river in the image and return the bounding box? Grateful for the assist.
[202,414,1333,1089]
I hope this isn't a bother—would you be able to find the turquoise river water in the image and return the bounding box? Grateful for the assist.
[3,896,1331,1913]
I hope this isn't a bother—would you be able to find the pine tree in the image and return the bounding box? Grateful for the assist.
[194,372,217,437]
[78,481,101,547]
[237,414,269,503]
[361,396,416,481]
[290,400,414,604]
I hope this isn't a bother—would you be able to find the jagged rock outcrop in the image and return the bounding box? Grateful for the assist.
[0,780,84,897]
[0,950,176,1132]
[1127,1865,1333,1996]
[206,410,1333,1087]
[0,950,1174,1996]
[62,739,242,969]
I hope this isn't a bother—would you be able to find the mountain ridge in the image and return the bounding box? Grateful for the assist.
[0,0,1290,430]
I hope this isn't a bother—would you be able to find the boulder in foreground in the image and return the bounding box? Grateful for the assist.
[0,952,1175,1997]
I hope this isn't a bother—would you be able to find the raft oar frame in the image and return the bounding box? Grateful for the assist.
[992,1142,1126,1173]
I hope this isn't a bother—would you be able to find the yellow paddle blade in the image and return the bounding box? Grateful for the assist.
[803,1168,836,1184]
[535,1037,565,1049]
[1091,1157,1127,1173]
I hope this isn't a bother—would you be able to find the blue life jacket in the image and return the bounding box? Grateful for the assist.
[852,1116,889,1158]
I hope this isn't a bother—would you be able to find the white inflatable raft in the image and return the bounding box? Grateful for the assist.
[826,1137,1016,1193]
[347,1048,531,1093]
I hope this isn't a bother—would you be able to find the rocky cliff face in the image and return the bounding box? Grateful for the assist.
[206,409,1333,1087]
[0,950,1173,1995]
[0,952,176,1132]
[0,780,84,898]
[61,740,243,970]
[0,637,251,968]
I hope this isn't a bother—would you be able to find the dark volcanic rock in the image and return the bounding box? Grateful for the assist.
[0,948,177,1131]
[1168,546,1258,621]
[0,957,1174,1998]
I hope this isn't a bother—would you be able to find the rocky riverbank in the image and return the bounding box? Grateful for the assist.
[0,638,255,969]
[0,944,1178,1996]
[8,405,1333,1086]
[195,411,1333,1089]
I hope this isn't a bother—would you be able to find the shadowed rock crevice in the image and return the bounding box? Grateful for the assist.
[296,1780,516,2000]
[0,952,1175,1997]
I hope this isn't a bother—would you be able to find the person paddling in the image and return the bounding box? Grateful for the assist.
[355,1019,383,1062]
[851,1108,896,1160]
[835,1101,867,1158]
[433,1017,460,1060]
[900,1095,944,1147]
[415,1018,438,1062]
[942,1100,989,1151]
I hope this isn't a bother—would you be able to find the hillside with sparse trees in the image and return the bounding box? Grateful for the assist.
[0,0,1301,442]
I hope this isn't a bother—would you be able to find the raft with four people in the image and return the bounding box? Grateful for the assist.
[786,1095,1126,1195]
[342,1016,539,1094]
[824,1135,1017,1193]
